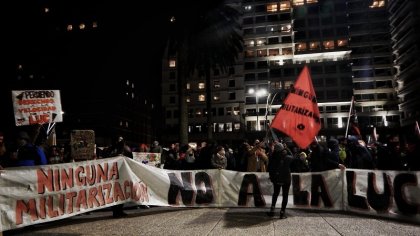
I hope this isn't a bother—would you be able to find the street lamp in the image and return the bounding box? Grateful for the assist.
[248,88,267,131]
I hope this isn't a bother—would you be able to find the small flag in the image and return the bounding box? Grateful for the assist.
[348,96,361,138]
[270,65,321,149]
[372,127,378,143]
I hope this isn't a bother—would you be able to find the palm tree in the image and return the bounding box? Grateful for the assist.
[167,0,243,144]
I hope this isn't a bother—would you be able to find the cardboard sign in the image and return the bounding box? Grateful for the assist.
[70,130,95,160]
[12,90,63,126]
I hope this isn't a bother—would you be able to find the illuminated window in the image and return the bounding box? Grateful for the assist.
[169,59,176,68]
[67,24,73,31]
[306,0,318,4]
[296,43,307,51]
[92,22,98,28]
[268,48,280,56]
[226,123,233,132]
[370,0,385,8]
[198,94,205,102]
[214,80,220,88]
[198,83,205,89]
[126,80,130,85]
[245,50,255,58]
[323,40,335,50]
[309,41,320,50]
[245,40,255,47]
[79,23,85,30]
[267,3,278,12]
[44,7,50,13]
[257,39,265,46]
[186,96,190,103]
[282,47,293,55]
[281,24,292,32]
[280,1,291,11]
[195,109,202,117]
[234,123,241,130]
[337,39,348,47]
[186,83,190,90]
[233,106,240,115]
[213,93,220,101]
[292,0,304,6]
[257,49,268,57]
[244,5,252,11]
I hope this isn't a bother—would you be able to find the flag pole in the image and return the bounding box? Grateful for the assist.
[345,96,354,138]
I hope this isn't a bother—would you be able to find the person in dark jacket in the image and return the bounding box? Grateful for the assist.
[14,131,47,167]
[267,142,293,219]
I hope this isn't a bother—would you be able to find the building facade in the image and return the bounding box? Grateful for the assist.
[388,0,420,128]
[161,0,402,145]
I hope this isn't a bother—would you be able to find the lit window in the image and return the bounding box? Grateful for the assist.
[337,39,348,47]
[92,21,98,28]
[267,3,278,12]
[282,47,293,55]
[214,80,220,88]
[198,94,205,102]
[257,49,267,57]
[186,83,190,90]
[132,83,134,88]
[186,96,190,103]
[370,0,385,8]
[44,7,50,13]
[306,0,318,4]
[196,109,202,116]
[198,83,205,89]
[244,5,252,11]
[257,40,265,46]
[67,24,73,31]
[132,93,135,99]
[296,43,307,51]
[234,123,241,131]
[126,80,130,85]
[17,64,23,70]
[268,48,280,56]
[281,24,291,32]
[213,93,220,101]
[292,0,304,6]
[79,23,85,30]
[309,41,320,50]
[323,40,335,49]
[125,121,129,128]
[234,106,240,115]
[280,1,291,11]
[245,50,255,58]
[169,59,176,68]
[226,123,233,132]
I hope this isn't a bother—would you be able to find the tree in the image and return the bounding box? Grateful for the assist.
[167,0,243,144]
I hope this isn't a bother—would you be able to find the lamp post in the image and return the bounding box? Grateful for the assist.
[248,88,267,131]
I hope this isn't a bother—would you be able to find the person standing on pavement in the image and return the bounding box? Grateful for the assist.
[106,136,132,217]
[267,142,293,219]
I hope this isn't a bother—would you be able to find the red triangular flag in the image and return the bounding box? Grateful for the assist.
[270,65,321,149]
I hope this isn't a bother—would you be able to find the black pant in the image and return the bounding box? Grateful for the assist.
[271,182,291,211]
[112,204,124,216]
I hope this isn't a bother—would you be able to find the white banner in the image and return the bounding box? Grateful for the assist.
[0,157,419,231]
[11,90,63,126]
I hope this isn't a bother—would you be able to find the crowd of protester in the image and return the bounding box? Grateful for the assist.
[0,125,419,220]
[0,126,419,173]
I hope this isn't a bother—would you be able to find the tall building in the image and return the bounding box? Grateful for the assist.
[388,0,420,128]
[161,0,400,144]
